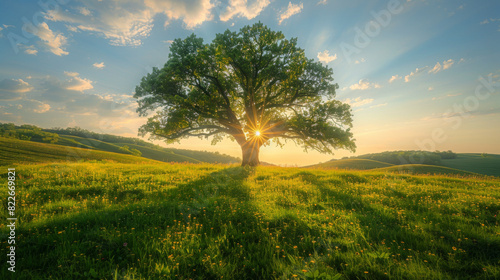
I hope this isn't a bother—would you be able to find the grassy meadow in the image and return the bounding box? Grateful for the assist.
[1,162,499,279]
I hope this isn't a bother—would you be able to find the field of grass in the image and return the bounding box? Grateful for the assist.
[0,137,159,166]
[439,153,500,177]
[1,162,499,279]
[308,159,393,170]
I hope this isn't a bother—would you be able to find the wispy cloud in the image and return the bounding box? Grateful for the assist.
[354,58,366,64]
[64,72,93,91]
[369,103,388,108]
[429,59,454,74]
[278,2,303,25]
[344,97,374,108]
[431,93,462,101]
[317,50,337,64]
[45,0,215,47]
[220,0,271,22]
[23,45,38,55]
[388,75,401,83]
[349,79,381,90]
[31,22,69,56]
[93,62,105,69]
[404,66,429,82]
[0,79,33,101]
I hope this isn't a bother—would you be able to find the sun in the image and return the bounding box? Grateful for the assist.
[255,131,261,136]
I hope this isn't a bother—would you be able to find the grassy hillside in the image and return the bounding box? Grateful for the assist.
[0,137,160,165]
[439,153,500,177]
[117,143,201,163]
[60,135,135,155]
[1,162,498,279]
[0,122,241,164]
[308,159,393,170]
[372,164,482,177]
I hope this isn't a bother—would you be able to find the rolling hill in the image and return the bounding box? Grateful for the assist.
[439,153,500,177]
[0,137,161,165]
[371,164,481,176]
[307,158,393,170]
[322,151,500,177]
[1,162,498,279]
[0,123,241,164]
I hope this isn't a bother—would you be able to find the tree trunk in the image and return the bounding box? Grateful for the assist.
[241,141,260,166]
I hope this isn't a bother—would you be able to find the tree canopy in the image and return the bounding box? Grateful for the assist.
[134,23,356,166]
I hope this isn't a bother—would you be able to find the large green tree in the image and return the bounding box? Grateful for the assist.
[134,23,355,166]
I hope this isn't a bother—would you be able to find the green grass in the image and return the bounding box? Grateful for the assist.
[1,162,499,279]
[308,159,393,170]
[439,153,500,177]
[372,164,483,177]
[115,143,201,164]
[0,137,159,165]
[59,135,135,155]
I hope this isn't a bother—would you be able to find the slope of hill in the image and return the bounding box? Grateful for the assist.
[0,137,160,165]
[0,122,241,164]
[117,143,201,163]
[308,159,393,170]
[60,135,135,155]
[439,153,500,177]
[340,151,500,177]
[371,164,481,176]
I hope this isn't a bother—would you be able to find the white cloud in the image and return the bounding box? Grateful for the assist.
[344,97,374,108]
[44,0,215,46]
[428,86,434,91]
[0,79,33,101]
[78,7,92,16]
[220,0,271,22]
[428,62,442,74]
[349,79,381,90]
[0,26,3,38]
[145,0,214,29]
[23,99,51,113]
[429,59,454,74]
[317,50,337,64]
[24,45,38,55]
[388,75,401,83]
[64,71,80,77]
[404,66,428,82]
[317,0,328,5]
[93,62,105,69]
[32,22,69,56]
[66,25,78,32]
[442,59,454,70]
[63,72,93,91]
[278,2,303,25]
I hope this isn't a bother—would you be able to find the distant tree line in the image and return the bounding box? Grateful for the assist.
[341,150,458,165]
[0,123,59,144]
[45,126,158,148]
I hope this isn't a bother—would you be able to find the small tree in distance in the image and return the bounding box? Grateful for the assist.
[134,23,356,166]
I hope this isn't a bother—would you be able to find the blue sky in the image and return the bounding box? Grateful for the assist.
[0,0,499,165]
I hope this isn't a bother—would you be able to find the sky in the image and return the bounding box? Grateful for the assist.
[0,0,499,166]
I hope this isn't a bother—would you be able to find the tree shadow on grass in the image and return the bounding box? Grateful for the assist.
[11,166,299,280]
